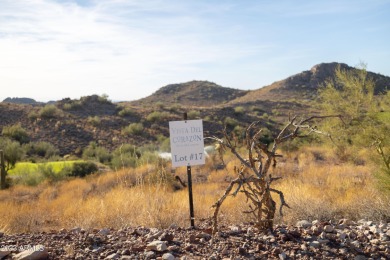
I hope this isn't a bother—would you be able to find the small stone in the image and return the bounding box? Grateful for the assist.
[350,240,361,248]
[246,227,255,235]
[167,245,179,251]
[339,247,348,254]
[159,232,174,242]
[237,247,246,255]
[144,251,156,259]
[184,244,193,251]
[340,219,354,226]
[71,227,82,233]
[338,232,347,240]
[324,225,334,233]
[98,228,110,236]
[121,249,131,255]
[309,241,321,248]
[354,255,367,260]
[296,220,312,228]
[196,232,211,240]
[369,226,379,234]
[146,241,167,252]
[162,253,175,260]
[279,252,287,260]
[230,225,241,231]
[221,246,229,255]
[105,253,120,259]
[189,234,197,243]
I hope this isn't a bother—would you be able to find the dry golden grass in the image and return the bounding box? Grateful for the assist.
[1,145,389,234]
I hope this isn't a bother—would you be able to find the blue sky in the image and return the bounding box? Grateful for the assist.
[0,0,389,102]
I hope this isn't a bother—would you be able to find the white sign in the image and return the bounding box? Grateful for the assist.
[169,119,205,168]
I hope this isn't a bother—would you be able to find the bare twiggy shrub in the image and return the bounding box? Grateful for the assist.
[208,115,339,233]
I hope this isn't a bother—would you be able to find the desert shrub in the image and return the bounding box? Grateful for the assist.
[232,125,245,139]
[155,101,164,109]
[261,113,270,120]
[62,100,82,110]
[70,162,98,178]
[169,103,181,112]
[271,109,280,116]
[118,107,136,117]
[98,94,111,103]
[156,134,170,152]
[203,115,212,122]
[1,123,30,144]
[27,110,39,119]
[146,111,170,122]
[122,123,144,136]
[111,144,141,169]
[82,142,112,164]
[24,142,59,160]
[39,164,69,183]
[224,117,239,128]
[87,116,101,126]
[234,106,245,115]
[38,104,63,118]
[0,137,24,170]
[187,110,200,119]
[318,63,390,179]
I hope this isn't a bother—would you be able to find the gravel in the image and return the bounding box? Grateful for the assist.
[0,219,389,259]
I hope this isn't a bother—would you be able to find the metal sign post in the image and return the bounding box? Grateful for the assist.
[169,113,205,228]
[184,113,195,228]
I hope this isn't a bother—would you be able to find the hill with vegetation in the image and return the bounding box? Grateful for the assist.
[0,62,389,158]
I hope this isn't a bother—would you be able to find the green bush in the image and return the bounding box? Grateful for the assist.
[169,103,181,112]
[224,117,239,128]
[0,137,24,170]
[24,141,59,160]
[234,106,245,115]
[38,104,63,118]
[98,94,111,103]
[122,123,144,136]
[118,107,136,117]
[187,110,200,119]
[155,101,164,109]
[82,142,112,164]
[111,144,141,169]
[87,116,101,126]
[70,162,98,178]
[2,123,30,144]
[146,111,169,122]
[62,100,82,110]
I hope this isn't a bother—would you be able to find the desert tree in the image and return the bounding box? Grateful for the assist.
[208,115,339,233]
[318,63,390,176]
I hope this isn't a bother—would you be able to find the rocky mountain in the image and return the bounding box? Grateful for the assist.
[2,97,40,104]
[0,62,389,156]
[130,80,248,107]
[230,62,390,104]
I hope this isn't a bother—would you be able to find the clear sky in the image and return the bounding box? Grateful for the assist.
[1,0,389,102]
